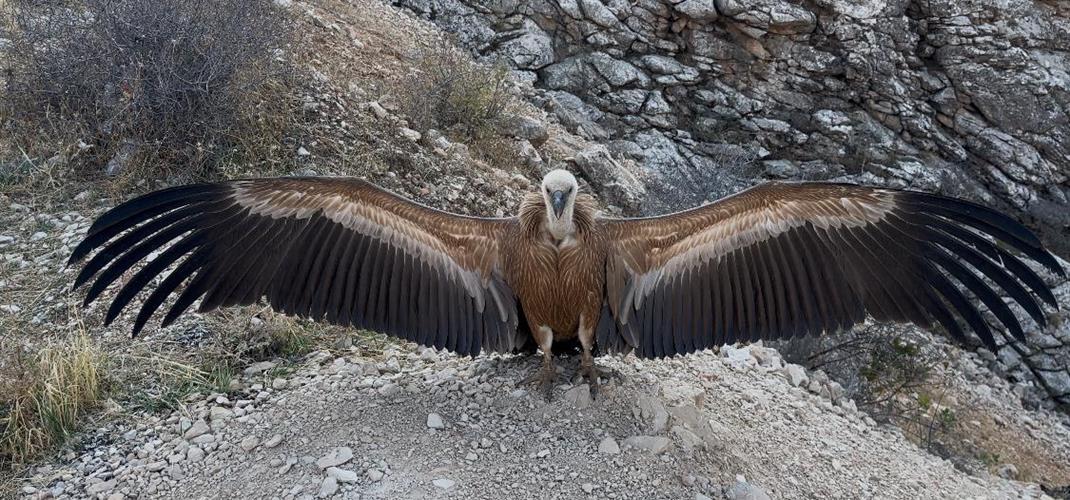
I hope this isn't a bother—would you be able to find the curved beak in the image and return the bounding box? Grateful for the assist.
[551,190,567,219]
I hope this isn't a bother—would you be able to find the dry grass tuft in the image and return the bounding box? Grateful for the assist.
[0,331,105,467]
[121,353,236,413]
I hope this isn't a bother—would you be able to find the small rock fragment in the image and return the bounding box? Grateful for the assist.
[327,467,360,483]
[86,479,116,494]
[398,127,422,142]
[432,478,456,490]
[243,361,276,375]
[187,446,205,462]
[183,420,210,440]
[365,101,390,119]
[671,425,704,451]
[635,394,669,433]
[263,434,284,448]
[240,436,259,452]
[210,406,234,421]
[367,469,385,482]
[997,463,1019,479]
[378,383,401,397]
[563,384,592,409]
[598,436,620,454]
[726,477,771,500]
[622,435,672,454]
[318,476,338,498]
[781,364,808,387]
[316,447,354,469]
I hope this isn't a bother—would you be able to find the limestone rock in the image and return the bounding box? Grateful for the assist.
[316,447,354,469]
[427,412,446,429]
[598,436,621,454]
[563,384,593,409]
[622,435,672,454]
[573,145,646,211]
[674,0,718,21]
[726,478,772,500]
[395,0,1070,270]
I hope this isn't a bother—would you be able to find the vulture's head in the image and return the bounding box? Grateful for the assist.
[541,169,578,220]
[540,169,579,239]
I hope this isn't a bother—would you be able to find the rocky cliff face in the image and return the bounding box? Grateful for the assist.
[391,0,1070,409]
[391,0,1069,255]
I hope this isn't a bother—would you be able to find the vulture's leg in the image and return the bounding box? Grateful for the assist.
[578,320,601,398]
[518,325,559,399]
[578,315,621,398]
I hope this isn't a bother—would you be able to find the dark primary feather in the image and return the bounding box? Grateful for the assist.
[69,177,521,357]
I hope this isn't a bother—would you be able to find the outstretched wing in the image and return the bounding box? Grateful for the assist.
[600,182,1064,358]
[69,177,525,356]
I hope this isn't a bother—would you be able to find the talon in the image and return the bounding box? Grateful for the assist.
[588,378,602,400]
[581,363,621,400]
[518,363,561,400]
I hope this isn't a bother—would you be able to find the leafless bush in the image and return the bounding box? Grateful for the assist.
[705,142,760,179]
[781,326,935,407]
[777,325,958,451]
[397,45,519,150]
[672,142,758,204]
[0,0,293,178]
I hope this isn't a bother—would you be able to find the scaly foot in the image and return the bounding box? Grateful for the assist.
[518,363,563,400]
[580,363,622,400]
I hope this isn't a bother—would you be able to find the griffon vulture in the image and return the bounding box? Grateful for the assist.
[70,170,1064,395]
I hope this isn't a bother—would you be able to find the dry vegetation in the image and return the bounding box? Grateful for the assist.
[398,47,516,137]
[779,325,956,446]
[0,0,303,479]
[0,0,299,184]
[396,45,521,166]
[0,329,104,467]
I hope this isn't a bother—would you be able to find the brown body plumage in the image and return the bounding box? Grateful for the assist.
[508,192,597,334]
[70,170,1064,396]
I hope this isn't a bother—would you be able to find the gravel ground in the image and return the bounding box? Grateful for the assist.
[16,343,1059,499]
